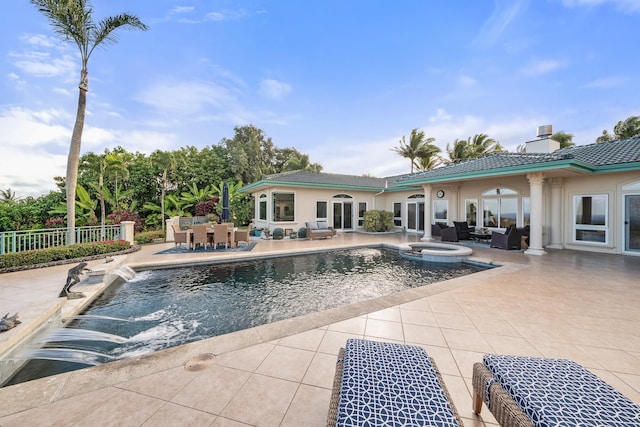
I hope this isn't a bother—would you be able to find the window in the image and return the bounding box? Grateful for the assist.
[259,194,267,221]
[433,200,448,222]
[482,187,518,228]
[358,202,367,226]
[465,199,477,226]
[273,193,295,222]
[393,202,402,226]
[573,195,608,244]
[316,201,327,219]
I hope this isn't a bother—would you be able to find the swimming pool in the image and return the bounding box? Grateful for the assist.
[7,247,487,385]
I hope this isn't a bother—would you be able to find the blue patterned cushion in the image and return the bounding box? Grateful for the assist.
[483,354,640,426]
[336,339,459,427]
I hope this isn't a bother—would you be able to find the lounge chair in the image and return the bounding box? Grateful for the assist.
[490,226,523,250]
[472,354,640,427]
[172,224,189,249]
[453,221,475,240]
[327,339,462,427]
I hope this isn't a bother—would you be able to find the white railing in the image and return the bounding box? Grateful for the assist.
[0,225,122,255]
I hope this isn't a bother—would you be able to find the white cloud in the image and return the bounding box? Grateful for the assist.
[583,76,626,88]
[169,6,195,14]
[259,79,292,99]
[135,79,237,115]
[458,75,477,87]
[473,0,530,48]
[521,58,564,76]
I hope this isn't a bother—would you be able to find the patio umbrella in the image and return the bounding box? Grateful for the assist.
[221,181,230,222]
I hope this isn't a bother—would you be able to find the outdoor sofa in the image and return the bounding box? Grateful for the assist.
[305,221,336,239]
[472,354,640,426]
[327,339,462,426]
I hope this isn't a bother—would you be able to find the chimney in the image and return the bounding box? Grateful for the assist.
[525,125,559,153]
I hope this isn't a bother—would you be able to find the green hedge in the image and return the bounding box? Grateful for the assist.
[134,230,166,244]
[363,210,394,232]
[0,240,131,269]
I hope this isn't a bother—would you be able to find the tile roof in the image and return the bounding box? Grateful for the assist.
[242,137,640,192]
[400,136,640,183]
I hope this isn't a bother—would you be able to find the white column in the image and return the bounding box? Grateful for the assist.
[165,217,179,242]
[547,178,564,249]
[525,172,547,255]
[120,221,135,245]
[448,185,459,223]
[422,184,433,241]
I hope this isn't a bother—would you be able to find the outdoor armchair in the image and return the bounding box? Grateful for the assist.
[453,221,475,240]
[490,226,523,250]
[234,222,252,246]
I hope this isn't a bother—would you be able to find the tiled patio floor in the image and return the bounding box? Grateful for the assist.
[1,232,639,426]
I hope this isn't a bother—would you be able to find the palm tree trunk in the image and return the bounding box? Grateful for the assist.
[99,174,106,240]
[66,70,88,245]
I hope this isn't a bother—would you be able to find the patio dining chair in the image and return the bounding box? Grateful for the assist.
[172,224,189,249]
[191,224,209,250]
[212,223,230,250]
[234,222,252,246]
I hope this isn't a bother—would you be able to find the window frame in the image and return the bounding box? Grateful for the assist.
[572,194,609,245]
[272,192,295,222]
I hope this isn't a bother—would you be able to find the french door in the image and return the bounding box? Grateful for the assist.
[624,195,640,253]
[333,201,353,230]
[407,202,424,232]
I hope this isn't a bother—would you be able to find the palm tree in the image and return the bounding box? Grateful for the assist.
[150,150,177,231]
[105,151,129,209]
[31,0,147,244]
[597,115,640,143]
[0,188,18,204]
[415,153,443,171]
[392,128,436,173]
[551,131,575,149]
[446,134,502,164]
[282,153,323,172]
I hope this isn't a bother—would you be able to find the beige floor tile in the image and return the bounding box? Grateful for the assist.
[364,318,404,341]
[482,334,542,357]
[210,417,253,426]
[451,349,486,380]
[429,299,464,314]
[142,402,216,426]
[575,346,640,374]
[327,316,367,334]
[403,324,448,347]
[400,308,438,326]
[221,374,298,427]
[434,311,477,331]
[613,372,640,404]
[76,389,165,426]
[442,328,494,353]
[367,307,402,322]
[302,352,339,389]
[441,373,476,421]
[468,315,521,337]
[419,345,460,376]
[0,386,121,426]
[171,365,251,414]
[317,330,363,355]
[118,366,198,401]
[399,297,433,312]
[256,345,315,382]
[590,369,640,405]
[277,328,326,351]
[280,384,331,427]
[215,342,275,372]
[528,340,605,370]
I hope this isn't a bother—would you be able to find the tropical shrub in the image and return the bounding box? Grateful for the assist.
[134,230,165,244]
[107,210,144,232]
[362,210,394,232]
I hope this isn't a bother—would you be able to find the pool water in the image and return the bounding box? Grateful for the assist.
[7,248,486,385]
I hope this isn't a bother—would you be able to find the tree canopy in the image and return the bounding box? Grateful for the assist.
[597,116,640,143]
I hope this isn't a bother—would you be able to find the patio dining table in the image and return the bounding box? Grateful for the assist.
[184,226,237,249]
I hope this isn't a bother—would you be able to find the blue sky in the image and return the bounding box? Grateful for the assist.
[1,0,639,198]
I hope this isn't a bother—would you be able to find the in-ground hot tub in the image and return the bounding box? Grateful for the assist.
[399,242,473,263]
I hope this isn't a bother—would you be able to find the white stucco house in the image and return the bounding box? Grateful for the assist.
[239,134,640,256]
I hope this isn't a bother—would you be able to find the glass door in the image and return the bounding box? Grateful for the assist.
[625,195,640,252]
[406,202,424,232]
[333,201,353,230]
